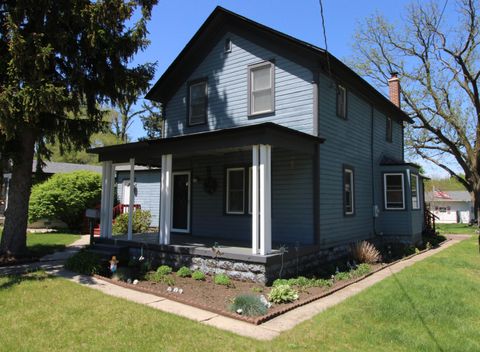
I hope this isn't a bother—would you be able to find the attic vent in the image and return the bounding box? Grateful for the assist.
[224,38,232,53]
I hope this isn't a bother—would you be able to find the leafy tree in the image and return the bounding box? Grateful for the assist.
[352,0,480,225]
[140,101,164,140]
[0,0,157,256]
[111,91,149,143]
[29,171,101,230]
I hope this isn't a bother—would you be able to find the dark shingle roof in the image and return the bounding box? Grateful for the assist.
[32,161,101,174]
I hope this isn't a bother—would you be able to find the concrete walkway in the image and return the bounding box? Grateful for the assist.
[0,235,90,276]
[52,236,467,340]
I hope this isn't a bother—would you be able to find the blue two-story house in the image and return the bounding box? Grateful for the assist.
[90,7,426,283]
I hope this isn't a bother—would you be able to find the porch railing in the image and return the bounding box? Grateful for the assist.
[424,208,439,235]
[112,203,141,219]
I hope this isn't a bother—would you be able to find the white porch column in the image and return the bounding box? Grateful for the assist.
[106,163,116,239]
[259,144,272,255]
[127,158,135,241]
[251,145,260,254]
[99,161,111,238]
[159,154,173,245]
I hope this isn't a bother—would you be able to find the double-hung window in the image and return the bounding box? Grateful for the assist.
[336,84,347,118]
[226,168,245,214]
[344,167,355,215]
[411,174,420,209]
[384,173,405,210]
[188,80,207,125]
[249,62,274,116]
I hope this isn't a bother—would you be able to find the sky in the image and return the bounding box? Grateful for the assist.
[127,0,457,178]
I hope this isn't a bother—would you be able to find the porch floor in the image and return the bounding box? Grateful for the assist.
[111,232,282,258]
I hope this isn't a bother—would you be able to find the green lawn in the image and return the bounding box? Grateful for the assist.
[0,237,479,351]
[437,223,478,235]
[0,232,81,258]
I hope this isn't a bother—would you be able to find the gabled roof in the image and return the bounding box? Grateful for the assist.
[425,191,471,203]
[145,6,412,124]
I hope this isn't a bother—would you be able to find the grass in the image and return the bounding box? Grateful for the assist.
[0,237,479,351]
[437,223,478,235]
[0,232,80,258]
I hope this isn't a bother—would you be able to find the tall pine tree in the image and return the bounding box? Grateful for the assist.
[0,0,157,256]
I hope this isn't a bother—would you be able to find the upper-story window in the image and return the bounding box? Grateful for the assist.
[386,117,393,142]
[248,61,275,116]
[336,84,347,119]
[224,38,232,53]
[384,173,405,210]
[188,79,208,125]
[411,174,420,209]
[344,166,355,215]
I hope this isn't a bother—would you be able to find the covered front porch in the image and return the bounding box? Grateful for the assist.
[89,123,324,259]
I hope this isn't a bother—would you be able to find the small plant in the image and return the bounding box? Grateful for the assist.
[229,294,268,316]
[192,270,206,281]
[251,286,264,293]
[65,250,102,275]
[145,271,175,285]
[426,242,432,250]
[273,276,333,288]
[415,247,421,254]
[334,271,351,281]
[351,263,371,278]
[214,273,231,286]
[268,285,299,304]
[156,265,172,276]
[176,266,192,278]
[313,278,333,287]
[351,241,381,264]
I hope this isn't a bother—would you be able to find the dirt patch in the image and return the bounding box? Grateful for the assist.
[95,263,384,324]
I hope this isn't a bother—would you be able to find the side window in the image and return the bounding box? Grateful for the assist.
[336,84,347,119]
[386,117,393,142]
[384,173,405,210]
[248,62,275,116]
[226,168,245,214]
[344,166,354,215]
[411,174,420,209]
[188,80,207,125]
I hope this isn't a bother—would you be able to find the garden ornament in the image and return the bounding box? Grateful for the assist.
[109,256,119,273]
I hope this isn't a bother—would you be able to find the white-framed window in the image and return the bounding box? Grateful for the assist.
[411,174,420,209]
[384,173,405,210]
[386,117,393,142]
[188,80,207,125]
[344,167,354,215]
[226,168,245,214]
[336,84,347,119]
[248,62,274,116]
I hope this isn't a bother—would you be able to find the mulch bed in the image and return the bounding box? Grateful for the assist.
[93,239,449,325]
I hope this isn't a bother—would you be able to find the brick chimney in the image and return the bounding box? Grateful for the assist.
[388,72,400,108]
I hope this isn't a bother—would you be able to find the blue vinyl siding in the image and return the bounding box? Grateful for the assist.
[164,32,314,137]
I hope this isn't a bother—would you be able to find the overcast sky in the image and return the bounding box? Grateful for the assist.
[128,0,458,178]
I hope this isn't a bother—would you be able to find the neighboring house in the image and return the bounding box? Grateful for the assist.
[89,7,426,283]
[425,190,473,224]
[1,161,101,227]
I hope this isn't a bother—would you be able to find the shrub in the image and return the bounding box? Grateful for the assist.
[145,271,175,285]
[268,285,299,304]
[333,271,351,281]
[192,270,206,281]
[229,294,268,316]
[351,263,371,278]
[112,210,152,235]
[273,276,333,288]
[176,266,192,278]
[214,273,231,286]
[351,241,381,264]
[156,265,172,276]
[29,171,101,229]
[65,250,102,275]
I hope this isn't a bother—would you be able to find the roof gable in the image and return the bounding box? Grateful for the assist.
[146,6,412,123]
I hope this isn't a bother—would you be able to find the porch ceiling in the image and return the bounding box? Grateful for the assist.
[88,122,325,164]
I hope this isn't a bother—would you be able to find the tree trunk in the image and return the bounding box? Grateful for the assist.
[0,128,36,257]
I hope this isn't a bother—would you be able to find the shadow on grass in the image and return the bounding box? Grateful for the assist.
[392,273,445,352]
[27,244,66,258]
[0,270,56,290]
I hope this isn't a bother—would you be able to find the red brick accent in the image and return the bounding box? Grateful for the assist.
[388,73,401,108]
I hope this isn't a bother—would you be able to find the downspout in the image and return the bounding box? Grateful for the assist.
[371,104,377,237]
[312,68,320,245]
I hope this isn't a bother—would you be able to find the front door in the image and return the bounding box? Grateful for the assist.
[171,171,191,233]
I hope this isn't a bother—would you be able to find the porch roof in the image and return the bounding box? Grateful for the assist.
[88,123,325,164]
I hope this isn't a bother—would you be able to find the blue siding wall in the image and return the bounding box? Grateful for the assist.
[117,171,161,226]
[164,32,314,137]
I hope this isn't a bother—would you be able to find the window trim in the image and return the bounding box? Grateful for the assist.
[187,78,208,126]
[248,60,275,117]
[343,165,355,216]
[225,167,246,215]
[224,38,232,53]
[383,172,406,211]
[386,117,393,143]
[411,173,420,210]
[336,84,347,119]
[248,166,252,214]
